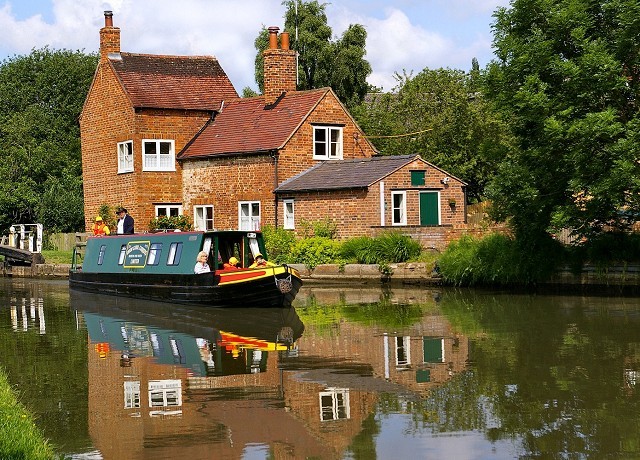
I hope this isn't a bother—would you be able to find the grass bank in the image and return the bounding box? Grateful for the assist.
[0,368,55,459]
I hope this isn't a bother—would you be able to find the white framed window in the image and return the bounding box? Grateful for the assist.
[155,204,182,217]
[313,126,343,160]
[143,139,175,171]
[392,191,407,225]
[283,199,294,229]
[239,201,260,231]
[148,379,182,408]
[194,205,214,231]
[124,381,141,409]
[395,336,411,368]
[118,141,133,173]
[319,388,350,421]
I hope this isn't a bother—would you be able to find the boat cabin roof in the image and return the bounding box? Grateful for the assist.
[79,230,267,274]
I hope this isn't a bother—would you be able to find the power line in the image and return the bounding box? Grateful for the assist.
[364,128,433,139]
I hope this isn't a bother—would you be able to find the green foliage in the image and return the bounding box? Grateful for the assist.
[298,217,337,238]
[0,369,55,459]
[97,204,117,232]
[485,0,640,244]
[0,48,97,233]
[438,233,564,286]
[148,215,193,232]
[262,224,296,264]
[351,67,514,201]
[566,232,640,272]
[254,0,371,109]
[340,232,421,264]
[290,236,342,269]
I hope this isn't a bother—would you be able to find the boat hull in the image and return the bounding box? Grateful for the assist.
[69,266,302,308]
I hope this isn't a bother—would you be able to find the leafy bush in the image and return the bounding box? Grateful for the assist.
[340,236,376,263]
[290,237,342,269]
[298,218,337,239]
[438,233,563,286]
[262,224,296,264]
[340,232,421,264]
[148,215,192,232]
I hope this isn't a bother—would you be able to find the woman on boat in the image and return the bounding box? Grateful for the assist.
[92,216,110,236]
[194,251,211,274]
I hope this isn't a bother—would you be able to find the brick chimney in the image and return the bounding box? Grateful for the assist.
[100,11,120,61]
[263,26,297,105]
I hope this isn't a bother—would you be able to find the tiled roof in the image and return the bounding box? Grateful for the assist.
[275,155,421,192]
[178,89,329,159]
[110,52,238,110]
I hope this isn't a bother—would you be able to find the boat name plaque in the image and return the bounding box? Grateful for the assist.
[124,241,150,269]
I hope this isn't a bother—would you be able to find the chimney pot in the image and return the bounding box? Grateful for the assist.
[104,10,113,27]
[268,26,279,49]
[280,32,290,50]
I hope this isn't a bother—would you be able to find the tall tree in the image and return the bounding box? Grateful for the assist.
[252,0,371,109]
[352,68,514,202]
[485,0,640,243]
[0,48,97,232]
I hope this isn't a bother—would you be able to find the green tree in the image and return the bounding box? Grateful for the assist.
[253,0,371,109]
[352,67,514,202]
[0,47,97,232]
[485,0,640,244]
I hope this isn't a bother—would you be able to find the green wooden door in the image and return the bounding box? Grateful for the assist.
[419,192,439,226]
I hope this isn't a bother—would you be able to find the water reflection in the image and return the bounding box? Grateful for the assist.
[1,280,640,458]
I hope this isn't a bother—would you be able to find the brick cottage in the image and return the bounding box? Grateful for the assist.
[80,11,467,247]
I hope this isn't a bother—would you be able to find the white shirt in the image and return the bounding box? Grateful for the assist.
[117,218,124,234]
[194,262,211,274]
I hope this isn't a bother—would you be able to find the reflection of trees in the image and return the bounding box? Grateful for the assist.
[434,290,640,457]
[0,290,90,452]
[345,412,380,460]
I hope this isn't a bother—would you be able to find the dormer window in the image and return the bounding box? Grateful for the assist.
[143,139,175,171]
[313,126,343,160]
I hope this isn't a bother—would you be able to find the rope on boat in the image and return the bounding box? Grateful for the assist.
[275,264,293,294]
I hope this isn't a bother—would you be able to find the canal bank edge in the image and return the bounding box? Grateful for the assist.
[4,262,640,293]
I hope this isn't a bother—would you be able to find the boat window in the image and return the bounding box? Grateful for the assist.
[97,245,107,265]
[118,245,126,265]
[167,242,183,266]
[147,243,162,265]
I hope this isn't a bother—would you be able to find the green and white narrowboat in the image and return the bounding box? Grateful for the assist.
[69,230,302,307]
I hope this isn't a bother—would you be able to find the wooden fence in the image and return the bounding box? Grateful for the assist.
[47,233,91,251]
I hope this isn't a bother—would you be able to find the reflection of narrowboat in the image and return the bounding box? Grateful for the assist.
[72,290,304,377]
[69,230,302,307]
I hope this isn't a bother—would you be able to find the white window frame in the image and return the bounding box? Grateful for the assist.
[392,191,407,226]
[155,204,182,217]
[142,139,175,171]
[238,201,261,231]
[313,126,343,160]
[319,388,350,421]
[148,379,182,408]
[194,205,214,231]
[283,199,294,230]
[124,381,141,409]
[395,336,411,368]
[117,140,133,173]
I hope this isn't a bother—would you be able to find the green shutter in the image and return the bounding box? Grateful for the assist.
[416,369,431,383]
[411,170,425,186]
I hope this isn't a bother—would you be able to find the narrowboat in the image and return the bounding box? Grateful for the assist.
[69,230,302,307]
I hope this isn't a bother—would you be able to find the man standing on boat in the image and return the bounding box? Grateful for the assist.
[115,207,134,234]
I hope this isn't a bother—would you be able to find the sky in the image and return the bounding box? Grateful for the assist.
[0,0,510,92]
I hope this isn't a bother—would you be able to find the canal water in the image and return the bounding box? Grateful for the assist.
[1,278,639,459]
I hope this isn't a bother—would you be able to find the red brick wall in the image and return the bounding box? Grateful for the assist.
[276,158,467,242]
[182,155,276,230]
[276,92,377,181]
[80,60,210,232]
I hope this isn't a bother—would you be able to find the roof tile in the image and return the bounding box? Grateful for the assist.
[110,52,238,110]
[178,89,328,158]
